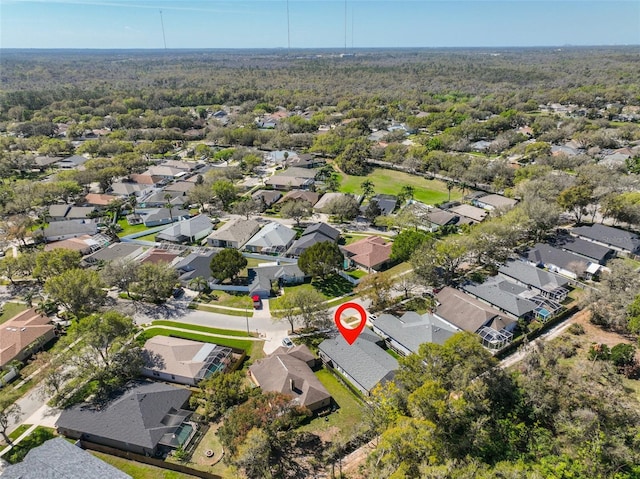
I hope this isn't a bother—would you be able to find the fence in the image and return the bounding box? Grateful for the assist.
[79,440,222,479]
[337,270,361,285]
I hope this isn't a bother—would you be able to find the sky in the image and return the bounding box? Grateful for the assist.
[1,0,639,49]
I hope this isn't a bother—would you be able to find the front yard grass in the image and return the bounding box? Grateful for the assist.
[338,167,462,205]
[197,290,253,309]
[0,302,28,325]
[149,320,252,337]
[138,328,259,354]
[191,303,253,317]
[299,368,366,443]
[3,426,55,464]
[91,451,198,479]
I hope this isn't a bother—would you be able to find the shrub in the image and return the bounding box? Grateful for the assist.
[567,323,585,335]
[588,343,611,361]
[610,343,636,367]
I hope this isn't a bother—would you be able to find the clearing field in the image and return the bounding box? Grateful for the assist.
[338,167,462,205]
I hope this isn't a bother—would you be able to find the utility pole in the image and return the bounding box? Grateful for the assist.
[159,10,167,50]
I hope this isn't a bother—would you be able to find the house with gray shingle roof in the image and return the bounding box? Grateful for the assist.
[155,215,213,244]
[372,312,460,356]
[40,219,98,242]
[0,437,132,479]
[434,286,515,349]
[473,194,518,211]
[48,204,71,221]
[252,189,283,208]
[138,207,190,227]
[524,243,595,280]
[498,260,570,301]
[570,223,640,257]
[286,222,340,257]
[318,329,398,396]
[555,235,614,264]
[174,249,217,286]
[245,222,296,254]
[83,243,145,265]
[462,277,538,321]
[248,262,305,298]
[206,218,261,249]
[249,345,331,412]
[56,381,194,456]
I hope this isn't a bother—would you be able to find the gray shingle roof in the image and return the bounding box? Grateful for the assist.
[374,311,459,353]
[301,222,340,241]
[56,381,191,452]
[206,218,261,246]
[156,215,213,243]
[287,232,334,257]
[571,223,640,254]
[435,286,514,333]
[555,235,614,263]
[43,220,98,238]
[174,249,216,283]
[318,329,398,393]
[0,437,132,479]
[83,243,144,264]
[462,278,538,318]
[245,222,296,249]
[498,260,569,292]
[525,243,589,273]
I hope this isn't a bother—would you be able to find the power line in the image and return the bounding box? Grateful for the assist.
[287,0,291,53]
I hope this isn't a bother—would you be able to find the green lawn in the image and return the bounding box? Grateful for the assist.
[197,290,253,309]
[138,328,258,353]
[0,302,28,325]
[338,167,462,205]
[383,261,413,276]
[136,232,158,242]
[346,269,367,279]
[270,275,354,310]
[91,451,198,479]
[3,426,55,464]
[299,368,365,442]
[150,320,251,337]
[116,218,153,237]
[191,303,253,317]
[7,424,31,442]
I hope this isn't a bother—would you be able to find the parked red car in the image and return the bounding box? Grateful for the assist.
[252,295,262,309]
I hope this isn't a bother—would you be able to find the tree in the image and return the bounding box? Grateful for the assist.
[336,138,370,175]
[557,184,593,224]
[279,199,313,227]
[33,249,82,282]
[446,180,456,201]
[327,194,360,222]
[191,371,250,421]
[211,179,237,210]
[398,185,415,204]
[232,197,260,219]
[44,268,106,319]
[0,394,21,445]
[391,230,429,262]
[71,311,142,402]
[100,259,140,298]
[355,272,393,310]
[411,237,468,286]
[297,241,343,279]
[273,288,329,332]
[364,199,382,223]
[392,272,419,299]
[210,248,247,283]
[188,182,214,212]
[361,179,375,198]
[234,427,273,479]
[131,262,179,303]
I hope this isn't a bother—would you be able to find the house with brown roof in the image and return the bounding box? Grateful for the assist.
[277,190,320,207]
[447,204,488,223]
[84,193,119,207]
[342,236,393,272]
[473,194,518,211]
[0,308,56,369]
[249,345,331,412]
[141,336,233,386]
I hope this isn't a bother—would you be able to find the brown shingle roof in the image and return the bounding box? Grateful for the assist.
[84,193,119,206]
[342,236,392,269]
[0,308,55,368]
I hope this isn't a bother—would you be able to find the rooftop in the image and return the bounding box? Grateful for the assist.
[0,308,55,368]
[374,311,460,353]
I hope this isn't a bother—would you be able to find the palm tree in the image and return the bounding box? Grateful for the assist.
[165,193,174,222]
[189,276,209,293]
[361,179,375,198]
[446,181,456,202]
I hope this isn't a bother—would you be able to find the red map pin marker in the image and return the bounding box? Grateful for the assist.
[334,302,367,345]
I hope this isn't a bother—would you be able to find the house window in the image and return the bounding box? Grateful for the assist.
[171,375,176,380]
[152,371,160,377]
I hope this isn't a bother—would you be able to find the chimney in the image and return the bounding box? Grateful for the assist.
[290,379,295,391]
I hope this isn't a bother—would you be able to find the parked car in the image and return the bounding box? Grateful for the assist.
[252,295,262,309]
[172,287,185,299]
[282,337,294,348]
